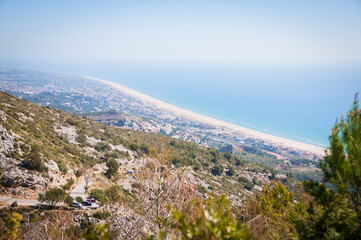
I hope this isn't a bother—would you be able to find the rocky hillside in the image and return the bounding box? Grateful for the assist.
[0,92,283,203]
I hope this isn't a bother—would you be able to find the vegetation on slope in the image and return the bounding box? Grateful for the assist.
[0,91,273,196]
[1,92,361,239]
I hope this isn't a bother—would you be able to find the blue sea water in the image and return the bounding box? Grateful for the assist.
[2,61,361,147]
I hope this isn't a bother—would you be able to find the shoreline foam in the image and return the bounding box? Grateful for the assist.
[85,76,325,155]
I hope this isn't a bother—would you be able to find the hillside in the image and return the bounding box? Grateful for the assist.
[0,67,323,183]
[0,91,284,238]
[1,90,359,240]
[0,92,279,202]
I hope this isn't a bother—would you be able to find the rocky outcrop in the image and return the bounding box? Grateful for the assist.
[0,118,15,171]
[0,117,46,194]
[45,160,75,188]
[53,124,78,145]
[0,122,14,155]
[1,166,46,190]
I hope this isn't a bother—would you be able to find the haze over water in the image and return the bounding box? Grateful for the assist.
[1,1,361,147]
[100,63,361,147]
[4,61,359,147]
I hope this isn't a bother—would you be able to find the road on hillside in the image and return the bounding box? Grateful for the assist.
[70,176,92,200]
[0,196,38,206]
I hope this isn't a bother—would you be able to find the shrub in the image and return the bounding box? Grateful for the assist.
[76,133,87,145]
[10,201,18,208]
[235,157,244,166]
[198,185,208,195]
[62,178,75,191]
[93,211,111,220]
[223,152,232,160]
[64,195,74,207]
[105,185,122,204]
[211,165,224,176]
[165,194,251,239]
[23,144,47,172]
[94,142,111,152]
[140,143,149,154]
[38,188,66,206]
[238,177,254,190]
[106,159,119,178]
[57,161,68,174]
[226,166,235,176]
[129,143,139,151]
[90,189,105,205]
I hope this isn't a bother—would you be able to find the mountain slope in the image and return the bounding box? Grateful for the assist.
[0,92,275,203]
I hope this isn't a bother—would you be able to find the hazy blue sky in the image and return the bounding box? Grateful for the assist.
[0,0,361,65]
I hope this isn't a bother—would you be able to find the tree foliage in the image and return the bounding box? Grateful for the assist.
[161,194,251,240]
[290,180,361,240]
[320,95,361,211]
[288,96,361,239]
[23,144,47,172]
[64,195,74,207]
[0,210,22,240]
[106,159,119,178]
[243,181,296,240]
[211,165,223,176]
[38,187,66,207]
[90,189,106,205]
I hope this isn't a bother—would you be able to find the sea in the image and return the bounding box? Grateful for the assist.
[2,61,361,147]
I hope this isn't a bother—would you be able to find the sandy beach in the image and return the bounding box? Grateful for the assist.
[86,76,326,155]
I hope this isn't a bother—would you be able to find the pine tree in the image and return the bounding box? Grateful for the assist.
[320,93,361,212]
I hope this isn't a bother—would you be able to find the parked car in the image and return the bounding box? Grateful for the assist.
[72,202,82,208]
[81,201,92,206]
[87,198,96,203]
[127,169,135,173]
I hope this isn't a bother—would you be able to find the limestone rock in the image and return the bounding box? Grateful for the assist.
[45,160,59,173]
[0,124,14,154]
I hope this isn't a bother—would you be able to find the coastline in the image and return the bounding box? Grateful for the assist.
[85,76,326,155]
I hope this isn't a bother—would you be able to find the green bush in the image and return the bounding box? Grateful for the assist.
[64,195,74,207]
[238,177,254,190]
[93,211,111,220]
[129,143,139,151]
[106,159,119,178]
[162,194,251,239]
[62,178,75,191]
[23,145,47,173]
[140,143,149,154]
[234,157,244,166]
[90,189,105,205]
[94,142,111,152]
[223,152,232,160]
[198,185,208,195]
[57,161,68,174]
[38,188,66,206]
[226,166,235,176]
[211,165,224,176]
[76,133,87,145]
[105,185,122,204]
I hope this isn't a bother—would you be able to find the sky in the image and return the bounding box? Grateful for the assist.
[0,0,360,146]
[0,0,361,65]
